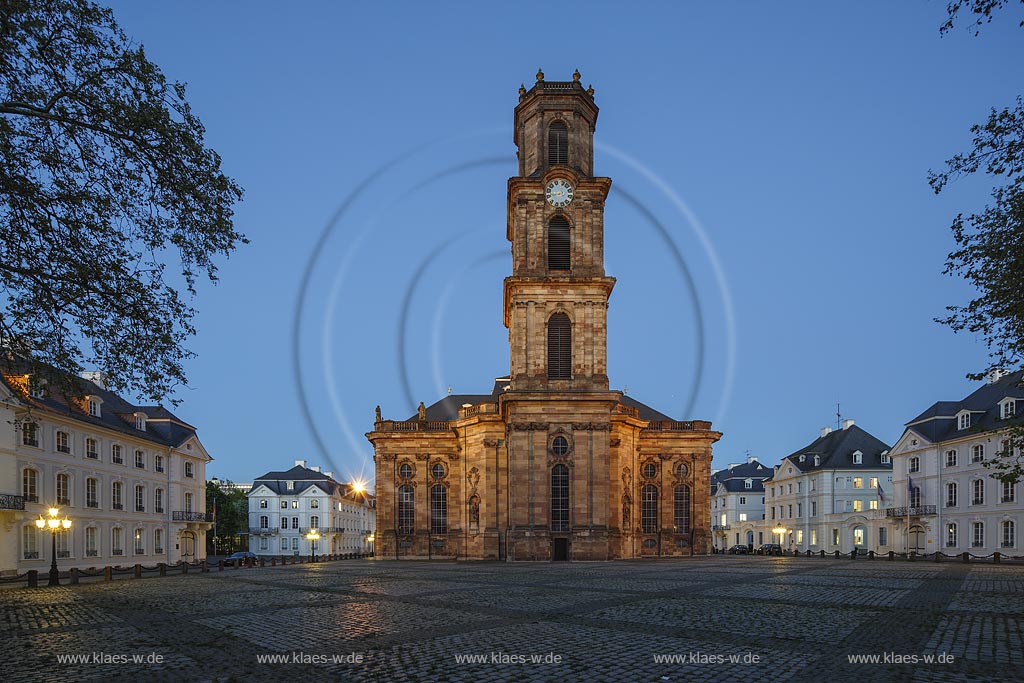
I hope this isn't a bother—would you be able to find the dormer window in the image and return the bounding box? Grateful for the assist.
[744,478,752,489]
[813,455,820,466]
[134,413,146,431]
[286,481,294,490]
[958,412,971,430]
[853,451,863,465]
[881,450,890,464]
[799,455,805,463]
[1002,399,1016,420]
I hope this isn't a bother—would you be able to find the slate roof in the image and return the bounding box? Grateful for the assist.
[405,377,676,423]
[249,465,343,496]
[0,362,199,449]
[711,459,772,493]
[765,424,892,481]
[905,372,1024,443]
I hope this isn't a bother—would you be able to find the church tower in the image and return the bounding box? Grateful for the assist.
[504,69,614,392]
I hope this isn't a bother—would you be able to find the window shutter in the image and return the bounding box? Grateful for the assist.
[548,121,568,165]
[547,313,571,379]
[548,216,570,271]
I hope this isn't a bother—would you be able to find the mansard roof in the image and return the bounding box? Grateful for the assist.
[905,371,1024,443]
[766,424,891,481]
[711,459,772,493]
[249,465,341,496]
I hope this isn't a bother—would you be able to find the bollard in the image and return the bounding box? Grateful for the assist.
[888,550,895,561]
[134,564,142,579]
[820,550,825,558]
[909,551,916,562]
[868,551,874,560]
[962,551,970,564]
[201,561,209,573]
[934,552,942,562]
[159,563,166,576]
[27,570,38,588]
[260,558,266,567]
[104,566,112,581]
[834,550,840,559]
[182,561,189,574]
[70,567,79,585]
[850,550,857,560]
[994,552,1001,564]
[271,557,276,567]
[218,559,225,571]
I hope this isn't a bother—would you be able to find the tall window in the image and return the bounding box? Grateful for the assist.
[972,521,984,548]
[135,485,145,512]
[909,457,920,473]
[946,482,957,507]
[551,464,570,532]
[88,398,101,417]
[111,444,123,464]
[22,468,38,502]
[972,479,984,505]
[56,473,70,505]
[1003,520,1016,548]
[55,430,70,453]
[184,462,194,478]
[184,492,193,512]
[56,529,70,558]
[134,528,144,554]
[673,484,690,532]
[910,486,921,507]
[309,515,319,530]
[154,528,163,553]
[430,484,448,534]
[111,482,123,510]
[112,527,124,556]
[548,120,568,165]
[878,527,887,546]
[86,438,98,459]
[398,485,415,534]
[22,526,38,559]
[547,313,572,379]
[135,450,145,469]
[947,522,958,547]
[154,488,164,513]
[547,216,571,271]
[972,444,985,463]
[641,484,659,533]
[281,517,289,530]
[22,421,39,447]
[86,478,98,508]
[85,527,97,557]
[154,455,164,472]
[945,449,958,467]
[1003,480,1016,503]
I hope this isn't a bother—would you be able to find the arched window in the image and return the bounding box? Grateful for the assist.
[853,525,867,547]
[548,120,568,165]
[909,457,920,473]
[56,473,70,505]
[547,216,571,271]
[551,464,569,532]
[641,484,659,533]
[1003,520,1016,548]
[22,468,38,502]
[398,485,415,534]
[154,488,164,513]
[430,484,447,534]
[946,482,958,507]
[946,522,958,547]
[910,486,921,507]
[309,515,319,530]
[673,484,690,532]
[184,491,193,512]
[547,313,571,379]
[972,479,985,505]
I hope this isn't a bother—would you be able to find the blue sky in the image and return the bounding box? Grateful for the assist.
[103,1,1023,483]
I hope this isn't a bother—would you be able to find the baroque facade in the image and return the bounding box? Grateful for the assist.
[885,371,1022,555]
[0,367,211,575]
[247,461,376,557]
[710,456,771,551]
[367,71,721,561]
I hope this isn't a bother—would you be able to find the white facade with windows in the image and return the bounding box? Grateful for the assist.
[757,420,894,554]
[710,456,771,551]
[0,370,211,575]
[247,460,375,557]
[886,372,1023,556]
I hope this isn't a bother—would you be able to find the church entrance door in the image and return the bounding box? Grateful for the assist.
[552,538,568,561]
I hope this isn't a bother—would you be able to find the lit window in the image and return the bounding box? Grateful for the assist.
[853,500,863,512]
[869,500,878,510]
[853,478,863,489]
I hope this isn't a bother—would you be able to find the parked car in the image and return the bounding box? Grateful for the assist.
[727,544,750,554]
[228,551,258,563]
[755,543,782,556]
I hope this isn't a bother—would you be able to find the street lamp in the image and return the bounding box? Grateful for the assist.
[305,528,320,563]
[36,507,72,586]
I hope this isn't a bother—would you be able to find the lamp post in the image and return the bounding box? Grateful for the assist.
[36,507,72,586]
[305,528,320,563]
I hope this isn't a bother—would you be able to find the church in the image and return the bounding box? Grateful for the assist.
[367,71,721,560]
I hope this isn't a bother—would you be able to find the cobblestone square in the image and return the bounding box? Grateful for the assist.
[1,556,1020,682]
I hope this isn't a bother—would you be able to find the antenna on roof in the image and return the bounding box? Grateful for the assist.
[836,402,842,431]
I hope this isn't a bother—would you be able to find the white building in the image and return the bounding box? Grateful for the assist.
[247,461,375,557]
[759,420,894,554]
[710,456,772,551]
[886,371,1023,556]
[0,368,211,575]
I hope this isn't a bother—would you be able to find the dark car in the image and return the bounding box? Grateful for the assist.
[755,543,782,556]
[727,544,750,554]
[228,551,258,563]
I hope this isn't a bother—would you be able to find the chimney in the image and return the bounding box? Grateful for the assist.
[295,459,307,468]
[820,427,832,438]
[727,463,739,469]
[311,465,321,473]
[842,419,855,430]
[986,368,1009,384]
[324,472,334,480]
[747,455,756,464]
[80,370,108,389]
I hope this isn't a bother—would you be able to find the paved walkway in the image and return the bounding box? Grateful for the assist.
[1,556,1020,682]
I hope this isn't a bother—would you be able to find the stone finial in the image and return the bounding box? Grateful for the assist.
[375,405,381,423]
[518,83,526,97]
[572,68,581,82]
[587,84,595,97]
[536,68,544,82]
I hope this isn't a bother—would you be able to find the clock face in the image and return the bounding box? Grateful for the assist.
[545,179,574,208]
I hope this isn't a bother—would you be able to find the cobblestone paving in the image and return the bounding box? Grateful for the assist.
[1,556,1020,682]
